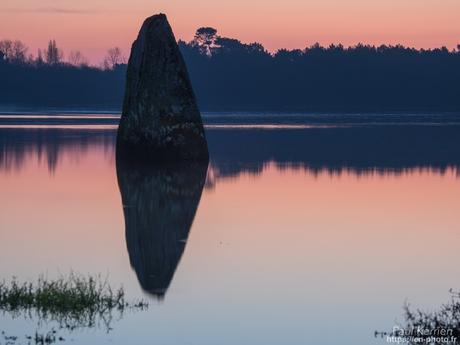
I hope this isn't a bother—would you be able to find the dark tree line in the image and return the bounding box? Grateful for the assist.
[1,31,460,111]
[0,39,126,107]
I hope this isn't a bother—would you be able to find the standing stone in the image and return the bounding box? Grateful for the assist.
[117,13,208,161]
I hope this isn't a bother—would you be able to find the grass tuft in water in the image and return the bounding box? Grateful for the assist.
[0,273,148,330]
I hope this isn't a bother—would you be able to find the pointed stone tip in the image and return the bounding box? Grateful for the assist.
[139,13,172,37]
[144,13,168,24]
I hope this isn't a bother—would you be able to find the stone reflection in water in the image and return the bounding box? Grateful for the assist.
[116,156,208,299]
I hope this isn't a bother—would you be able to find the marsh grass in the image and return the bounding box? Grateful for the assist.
[0,273,148,331]
[401,290,460,344]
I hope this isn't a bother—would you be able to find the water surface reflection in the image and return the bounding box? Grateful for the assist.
[116,157,207,298]
[1,123,460,345]
[2,125,460,178]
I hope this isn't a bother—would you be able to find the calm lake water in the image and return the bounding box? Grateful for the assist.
[1,113,460,345]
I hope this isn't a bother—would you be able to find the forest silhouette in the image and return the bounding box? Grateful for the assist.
[1,28,460,111]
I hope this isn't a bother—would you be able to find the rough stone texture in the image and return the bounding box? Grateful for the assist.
[117,13,208,161]
[116,157,208,298]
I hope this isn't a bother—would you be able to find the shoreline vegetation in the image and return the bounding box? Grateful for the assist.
[1,29,460,111]
[0,273,148,344]
[375,291,460,345]
[400,290,460,344]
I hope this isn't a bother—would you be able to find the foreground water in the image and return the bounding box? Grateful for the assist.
[0,113,460,345]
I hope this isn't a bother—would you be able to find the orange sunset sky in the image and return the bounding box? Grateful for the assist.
[1,0,459,63]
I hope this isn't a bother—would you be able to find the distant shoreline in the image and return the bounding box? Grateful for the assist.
[2,112,460,129]
[1,107,460,116]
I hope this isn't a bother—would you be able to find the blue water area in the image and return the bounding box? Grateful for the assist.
[0,113,460,345]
